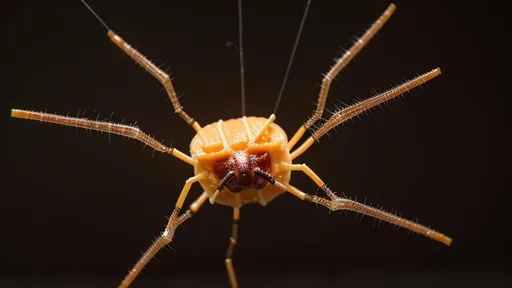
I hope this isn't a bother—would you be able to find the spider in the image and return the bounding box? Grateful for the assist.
[11,1,452,287]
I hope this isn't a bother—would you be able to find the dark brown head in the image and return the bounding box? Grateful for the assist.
[213,151,272,193]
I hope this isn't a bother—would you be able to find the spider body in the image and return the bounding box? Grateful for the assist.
[10,2,452,287]
[190,116,291,207]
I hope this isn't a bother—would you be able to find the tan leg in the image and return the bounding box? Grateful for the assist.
[10,109,195,166]
[225,208,240,288]
[282,164,452,245]
[119,174,207,288]
[290,68,441,160]
[284,183,452,246]
[107,31,201,132]
[253,167,452,246]
[78,0,198,130]
[287,4,396,150]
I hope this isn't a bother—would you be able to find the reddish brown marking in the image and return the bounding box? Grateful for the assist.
[213,151,272,193]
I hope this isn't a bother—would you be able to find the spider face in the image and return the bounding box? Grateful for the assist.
[190,116,292,207]
[213,151,272,193]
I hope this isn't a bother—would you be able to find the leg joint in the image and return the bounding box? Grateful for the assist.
[162,75,171,84]
[161,229,174,243]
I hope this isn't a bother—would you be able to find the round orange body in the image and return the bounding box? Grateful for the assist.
[190,116,291,207]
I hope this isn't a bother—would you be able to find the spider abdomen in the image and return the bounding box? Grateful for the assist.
[190,116,292,207]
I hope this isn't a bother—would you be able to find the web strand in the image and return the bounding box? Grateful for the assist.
[238,0,246,116]
[273,0,312,115]
[80,0,110,31]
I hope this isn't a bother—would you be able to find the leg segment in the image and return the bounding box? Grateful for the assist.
[225,208,240,288]
[287,4,396,150]
[119,173,207,288]
[107,31,201,132]
[10,109,195,166]
[290,68,441,160]
[189,191,210,214]
[281,163,325,190]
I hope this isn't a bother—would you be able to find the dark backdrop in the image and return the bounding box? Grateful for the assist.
[4,0,508,287]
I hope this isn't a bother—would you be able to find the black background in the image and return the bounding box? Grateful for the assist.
[4,0,508,287]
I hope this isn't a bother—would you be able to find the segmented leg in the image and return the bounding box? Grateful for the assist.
[107,31,201,132]
[10,109,195,166]
[119,174,207,288]
[255,168,452,246]
[290,68,441,160]
[225,208,240,288]
[284,183,451,246]
[287,4,396,150]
